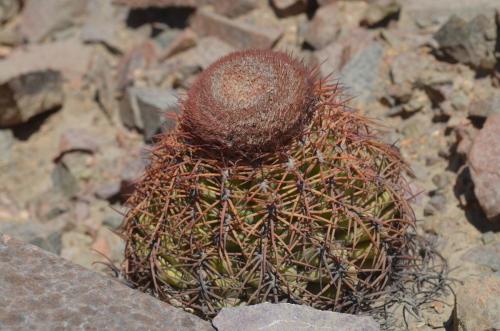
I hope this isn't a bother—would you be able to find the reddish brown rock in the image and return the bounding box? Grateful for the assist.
[468,113,500,221]
[192,8,283,49]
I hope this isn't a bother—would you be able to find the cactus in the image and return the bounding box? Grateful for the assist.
[121,49,415,318]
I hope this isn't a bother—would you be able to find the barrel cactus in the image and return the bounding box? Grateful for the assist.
[121,49,415,318]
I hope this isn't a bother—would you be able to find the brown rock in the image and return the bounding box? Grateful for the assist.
[270,0,307,17]
[58,129,100,157]
[468,113,500,221]
[192,8,283,49]
[158,28,197,61]
[116,41,157,92]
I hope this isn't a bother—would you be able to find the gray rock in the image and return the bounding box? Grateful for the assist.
[469,86,500,119]
[434,14,497,71]
[0,220,65,254]
[120,87,178,141]
[462,242,500,272]
[213,0,258,18]
[399,0,500,29]
[20,0,87,42]
[468,113,500,221]
[58,128,100,157]
[213,303,380,331]
[0,129,13,166]
[454,276,500,331]
[0,234,214,330]
[340,42,385,103]
[0,70,64,127]
[0,0,21,24]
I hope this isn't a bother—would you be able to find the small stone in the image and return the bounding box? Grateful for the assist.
[361,0,400,27]
[468,113,500,221]
[192,8,283,50]
[119,87,178,141]
[434,14,497,71]
[213,0,258,18]
[19,0,87,42]
[113,0,210,8]
[0,220,65,254]
[213,303,380,331]
[431,173,451,190]
[468,85,500,119]
[51,161,79,198]
[454,276,500,331]
[92,227,125,263]
[95,181,122,201]
[270,0,307,17]
[424,193,447,216]
[88,51,118,118]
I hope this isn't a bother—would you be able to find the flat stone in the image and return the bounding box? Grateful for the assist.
[120,87,178,141]
[58,129,100,157]
[468,83,500,118]
[468,113,500,221]
[213,303,380,331]
[0,234,214,330]
[454,276,500,331]
[434,14,497,71]
[19,0,87,42]
[192,8,283,49]
[213,0,258,18]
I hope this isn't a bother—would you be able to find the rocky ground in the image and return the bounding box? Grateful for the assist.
[0,0,499,330]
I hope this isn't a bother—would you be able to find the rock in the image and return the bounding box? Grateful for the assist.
[303,2,367,50]
[19,0,88,42]
[462,242,500,272]
[315,29,375,77]
[120,155,149,195]
[113,0,211,8]
[81,0,128,52]
[468,113,500,221]
[213,0,259,18]
[213,303,380,331]
[270,0,307,17]
[468,84,500,119]
[60,231,95,269]
[120,87,178,141]
[0,39,92,86]
[361,0,401,27]
[116,41,157,92]
[51,161,79,198]
[0,69,64,127]
[0,129,13,166]
[454,276,500,331]
[58,129,100,157]
[0,234,214,330]
[94,181,122,201]
[0,0,21,24]
[340,42,385,103]
[0,220,65,254]
[433,14,497,71]
[91,227,125,263]
[399,0,500,29]
[156,28,197,61]
[192,8,283,50]
[88,51,119,119]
